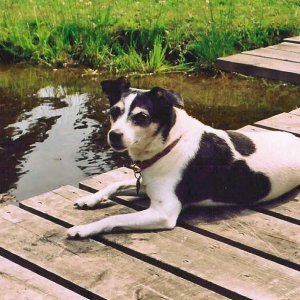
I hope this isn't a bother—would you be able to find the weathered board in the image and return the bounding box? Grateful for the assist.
[217,38,300,84]
[80,167,134,194]
[255,193,300,225]
[290,108,300,116]
[217,54,300,84]
[243,48,300,63]
[0,256,87,300]
[255,112,300,136]
[269,42,300,54]
[0,205,220,300]
[238,125,270,132]
[20,185,300,300]
[79,171,300,269]
[284,36,300,44]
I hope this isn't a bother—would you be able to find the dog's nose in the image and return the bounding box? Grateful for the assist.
[108,130,125,151]
[109,131,123,144]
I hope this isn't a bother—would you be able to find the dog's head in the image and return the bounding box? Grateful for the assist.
[101,77,184,155]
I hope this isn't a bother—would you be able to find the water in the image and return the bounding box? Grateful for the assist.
[1,64,300,201]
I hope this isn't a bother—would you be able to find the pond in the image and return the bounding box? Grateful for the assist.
[1,64,300,202]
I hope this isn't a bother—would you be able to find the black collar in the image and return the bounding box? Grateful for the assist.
[134,136,182,171]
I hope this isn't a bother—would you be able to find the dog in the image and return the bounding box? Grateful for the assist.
[67,77,300,238]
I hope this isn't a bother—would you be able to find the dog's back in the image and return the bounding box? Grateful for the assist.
[143,108,300,206]
[230,130,300,201]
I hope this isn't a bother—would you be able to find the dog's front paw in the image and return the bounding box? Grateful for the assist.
[74,194,107,209]
[67,225,94,239]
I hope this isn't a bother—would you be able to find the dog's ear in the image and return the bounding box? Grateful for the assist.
[149,87,184,108]
[101,77,131,106]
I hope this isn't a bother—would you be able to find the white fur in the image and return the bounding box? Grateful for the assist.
[67,95,300,238]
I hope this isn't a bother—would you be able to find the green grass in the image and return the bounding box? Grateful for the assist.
[0,0,299,73]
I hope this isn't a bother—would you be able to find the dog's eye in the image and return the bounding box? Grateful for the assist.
[131,112,150,126]
[109,106,122,121]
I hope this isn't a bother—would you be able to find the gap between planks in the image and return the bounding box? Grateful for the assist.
[242,47,300,63]
[18,186,300,300]
[217,40,300,84]
[283,36,300,45]
[217,53,300,84]
[4,105,299,300]
[75,110,300,271]
[254,113,300,138]
[78,172,300,271]
[0,256,87,300]
[80,163,300,229]
[0,204,223,300]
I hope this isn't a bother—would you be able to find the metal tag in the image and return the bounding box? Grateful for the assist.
[131,163,142,195]
[136,176,141,195]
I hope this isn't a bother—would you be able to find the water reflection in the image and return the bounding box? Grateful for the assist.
[0,65,299,201]
[0,82,124,200]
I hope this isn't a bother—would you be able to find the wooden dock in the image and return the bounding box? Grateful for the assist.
[217,36,300,84]
[1,110,300,299]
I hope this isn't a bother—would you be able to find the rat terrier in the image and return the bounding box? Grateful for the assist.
[67,77,300,238]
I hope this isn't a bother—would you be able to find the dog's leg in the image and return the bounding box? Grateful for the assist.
[67,198,182,238]
[74,179,139,209]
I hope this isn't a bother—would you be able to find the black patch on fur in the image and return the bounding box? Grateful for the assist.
[175,132,271,205]
[109,106,124,121]
[226,130,256,156]
[150,87,184,108]
[129,89,177,141]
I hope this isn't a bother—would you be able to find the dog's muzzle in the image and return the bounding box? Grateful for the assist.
[108,130,126,151]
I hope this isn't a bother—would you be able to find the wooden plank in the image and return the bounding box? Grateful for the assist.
[116,194,300,268]
[79,167,134,193]
[255,191,300,225]
[180,205,300,266]
[217,54,300,84]
[0,205,219,300]
[255,112,300,136]
[243,48,300,63]
[20,186,300,300]
[0,256,87,300]
[284,36,300,44]
[290,108,300,116]
[80,167,135,193]
[79,169,300,265]
[238,125,271,132]
[269,42,300,54]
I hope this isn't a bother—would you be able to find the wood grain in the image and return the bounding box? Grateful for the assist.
[256,192,300,225]
[20,186,300,300]
[79,167,134,193]
[269,42,300,54]
[0,205,218,300]
[243,48,300,63]
[283,36,300,44]
[255,112,300,136]
[217,54,300,84]
[0,256,87,300]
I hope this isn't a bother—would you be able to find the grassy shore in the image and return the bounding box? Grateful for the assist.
[0,0,299,73]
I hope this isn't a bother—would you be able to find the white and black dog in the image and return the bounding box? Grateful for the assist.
[67,77,300,238]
